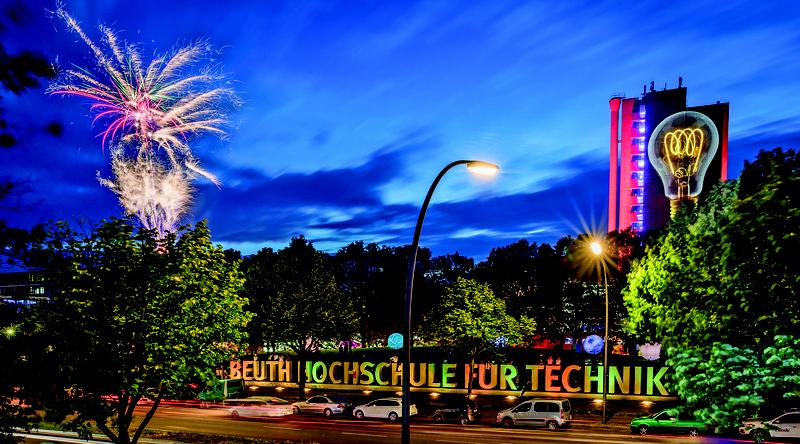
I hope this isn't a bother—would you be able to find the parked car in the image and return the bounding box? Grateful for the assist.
[432,398,481,424]
[227,397,294,418]
[496,398,571,429]
[352,397,417,422]
[629,409,711,436]
[292,394,352,416]
[740,410,800,443]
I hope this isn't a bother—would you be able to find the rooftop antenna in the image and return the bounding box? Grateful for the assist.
[650,81,655,92]
[678,76,683,88]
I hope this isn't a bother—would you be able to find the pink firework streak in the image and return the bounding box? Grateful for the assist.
[49,6,235,185]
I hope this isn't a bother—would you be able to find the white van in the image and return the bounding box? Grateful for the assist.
[496,398,571,429]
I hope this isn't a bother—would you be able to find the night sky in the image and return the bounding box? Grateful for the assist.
[2,0,799,258]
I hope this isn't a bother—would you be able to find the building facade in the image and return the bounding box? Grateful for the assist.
[608,81,729,233]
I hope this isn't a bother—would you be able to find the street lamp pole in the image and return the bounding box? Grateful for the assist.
[589,240,610,424]
[401,160,498,444]
[601,263,609,424]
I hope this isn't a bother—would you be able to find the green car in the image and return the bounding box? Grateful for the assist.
[630,409,711,437]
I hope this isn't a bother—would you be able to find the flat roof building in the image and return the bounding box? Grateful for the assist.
[608,80,728,233]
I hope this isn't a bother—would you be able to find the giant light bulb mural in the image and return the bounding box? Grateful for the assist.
[648,111,719,218]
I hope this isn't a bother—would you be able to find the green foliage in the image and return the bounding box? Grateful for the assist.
[245,236,357,353]
[623,148,800,428]
[11,218,251,444]
[426,277,536,356]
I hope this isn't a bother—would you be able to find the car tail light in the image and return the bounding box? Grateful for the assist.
[338,404,344,409]
[560,409,563,419]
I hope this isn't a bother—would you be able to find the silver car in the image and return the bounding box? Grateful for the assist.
[292,394,352,416]
[496,398,571,429]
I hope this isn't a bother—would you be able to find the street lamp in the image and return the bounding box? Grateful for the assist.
[589,239,610,424]
[401,160,499,444]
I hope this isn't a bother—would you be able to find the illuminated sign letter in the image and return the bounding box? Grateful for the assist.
[229,361,242,380]
[311,362,327,384]
[442,363,457,388]
[584,366,603,394]
[478,364,497,390]
[561,365,581,393]
[427,363,441,388]
[243,361,254,381]
[375,362,390,386]
[279,361,291,382]
[525,365,544,391]
[329,362,342,384]
[544,366,561,392]
[500,364,518,390]
[391,363,402,387]
[360,362,375,385]
[609,366,630,394]
[410,363,426,387]
[647,367,669,396]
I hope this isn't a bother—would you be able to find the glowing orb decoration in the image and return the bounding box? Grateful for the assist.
[493,336,508,347]
[582,335,604,355]
[648,111,719,217]
[639,343,662,361]
[388,333,403,349]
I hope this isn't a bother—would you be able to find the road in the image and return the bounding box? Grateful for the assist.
[136,406,745,443]
[18,404,755,444]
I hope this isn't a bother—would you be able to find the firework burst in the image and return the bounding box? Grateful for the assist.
[98,151,193,239]
[50,5,235,186]
[51,5,237,235]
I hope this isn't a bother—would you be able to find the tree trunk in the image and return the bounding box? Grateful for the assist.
[297,348,306,401]
[131,395,162,444]
[467,355,475,398]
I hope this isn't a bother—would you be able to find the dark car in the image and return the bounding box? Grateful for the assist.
[432,399,481,425]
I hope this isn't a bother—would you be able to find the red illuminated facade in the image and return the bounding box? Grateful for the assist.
[608,82,729,233]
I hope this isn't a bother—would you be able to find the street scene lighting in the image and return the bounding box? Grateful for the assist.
[402,159,499,444]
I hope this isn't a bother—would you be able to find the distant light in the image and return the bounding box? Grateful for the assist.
[362,390,372,395]
[248,386,258,391]
[593,399,603,405]
[395,391,403,397]
[469,394,477,399]
[466,161,500,176]
[304,388,311,392]
[639,123,646,134]
[3,326,15,338]
[429,392,440,398]
[639,105,646,118]
[641,401,653,407]
[590,241,603,256]
[505,395,517,401]
[275,387,285,392]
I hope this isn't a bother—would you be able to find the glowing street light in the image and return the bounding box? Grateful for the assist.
[589,238,610,424]
[401,159,499,444]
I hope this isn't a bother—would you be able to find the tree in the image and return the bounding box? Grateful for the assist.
[244,236,357,399]
[425,277,535,396]
[11,218,251,444]
[623,148,800,428]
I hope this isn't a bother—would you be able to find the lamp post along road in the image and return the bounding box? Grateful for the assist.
[401,160,498,444]
[590,240,610,424]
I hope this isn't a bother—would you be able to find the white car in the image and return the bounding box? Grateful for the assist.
[292,395,352,416]
[740,411,800,443]
[227,397,294,418]
[353,397,417,422]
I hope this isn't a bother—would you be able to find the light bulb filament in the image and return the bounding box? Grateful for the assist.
[663,128,705,197]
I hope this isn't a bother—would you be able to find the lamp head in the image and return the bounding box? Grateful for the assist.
[590,241,603,256]
[648,111,719,216]
[466,161,499,176]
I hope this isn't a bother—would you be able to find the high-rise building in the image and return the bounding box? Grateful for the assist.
[608,81,729,233]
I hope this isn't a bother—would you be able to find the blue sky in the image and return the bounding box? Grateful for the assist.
[2,0,800,258]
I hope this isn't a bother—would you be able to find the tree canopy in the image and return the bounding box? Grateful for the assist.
[9,218,251,444]
[624,147,800,428]
[425,277,536,395]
